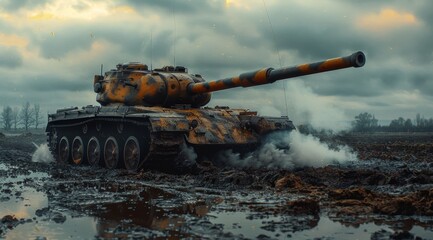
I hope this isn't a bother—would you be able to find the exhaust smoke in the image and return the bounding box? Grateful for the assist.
[180,142,198,164]
[216,131,357,170]
[285,80,349,132]
[32,143,54,163]
[174,143,199,173]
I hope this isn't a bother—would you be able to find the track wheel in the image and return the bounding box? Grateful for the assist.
[104,136,119,169]
[87,137,101,167]
[124,136,141,171]
[58,136,70,163]
[72,136,85,165]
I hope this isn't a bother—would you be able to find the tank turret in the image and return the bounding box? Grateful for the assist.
[94,51,365,108]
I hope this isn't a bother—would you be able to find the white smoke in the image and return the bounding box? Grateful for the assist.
[32,143,55,163]
[180,142,198,164]
[217,131,357,169]
[285,80,350,131]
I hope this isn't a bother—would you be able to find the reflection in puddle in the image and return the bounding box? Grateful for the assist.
[0,188,47,219]
[209,211,433,240]
[209,211,319,239]
[88,184,210,239]
[7,216,97,240]
[1,187,96,239]
[36,180,212,239]
[293,216,392,240]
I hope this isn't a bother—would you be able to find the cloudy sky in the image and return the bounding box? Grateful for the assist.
[0,0,432,127]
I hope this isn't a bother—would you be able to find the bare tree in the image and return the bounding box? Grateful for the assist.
[33,104,43,129]
[12,106,19,130]
[415,113,421,127]
[352,112,378,132]
[20,101,34,131]
[1,106,13,130]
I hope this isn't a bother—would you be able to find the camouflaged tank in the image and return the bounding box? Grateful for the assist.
[46,51,366,171]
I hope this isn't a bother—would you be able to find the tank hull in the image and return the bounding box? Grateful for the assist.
[46,105,295,171]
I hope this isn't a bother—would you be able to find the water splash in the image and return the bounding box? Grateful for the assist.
[32,142,54,163]
[217,131,357,169]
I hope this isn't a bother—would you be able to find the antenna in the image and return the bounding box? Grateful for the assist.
[262,0,289,117]
[150,31,153,71]
[172,2,177,67]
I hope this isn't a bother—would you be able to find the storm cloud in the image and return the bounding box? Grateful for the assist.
[0,46,23,68]
[122,0,223,14]
[0,0,46,11]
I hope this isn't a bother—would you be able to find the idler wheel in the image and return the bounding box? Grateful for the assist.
[58,136,70,163]
[87,137,101,167]
[124,136,140,171]
[72,136,84,165]
[104,136,119,169]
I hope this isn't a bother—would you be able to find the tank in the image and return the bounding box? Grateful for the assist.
[46,51,366,171]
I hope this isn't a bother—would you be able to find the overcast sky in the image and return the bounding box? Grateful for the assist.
[0,0,432,127]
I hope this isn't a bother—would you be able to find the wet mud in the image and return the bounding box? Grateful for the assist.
[1,132,433,239]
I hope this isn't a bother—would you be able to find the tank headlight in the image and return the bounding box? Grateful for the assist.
[190,120,198,129]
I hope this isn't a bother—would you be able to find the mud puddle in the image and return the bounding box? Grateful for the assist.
[2,185,97,240]
[209,211,431,239]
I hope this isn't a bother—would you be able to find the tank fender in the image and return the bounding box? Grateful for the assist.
[148,116,189,132]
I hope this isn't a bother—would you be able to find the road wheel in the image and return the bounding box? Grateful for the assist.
[72,136,84,165]
[124,136,140,171]
[104,136,119,169]
[87,137,101,167]
[58,136,70,163]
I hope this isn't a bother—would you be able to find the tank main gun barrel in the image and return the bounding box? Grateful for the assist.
[188,51,365,94]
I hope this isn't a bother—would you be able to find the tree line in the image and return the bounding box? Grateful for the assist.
[1,102,44,131]
[352,112,433,132]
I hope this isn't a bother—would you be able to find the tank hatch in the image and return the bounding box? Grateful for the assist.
[154,66,188,73]
[116,62,149,71]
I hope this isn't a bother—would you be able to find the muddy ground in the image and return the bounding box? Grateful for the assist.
[1,132,433,239]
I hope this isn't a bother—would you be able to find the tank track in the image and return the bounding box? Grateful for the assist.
[47,117,186,172]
